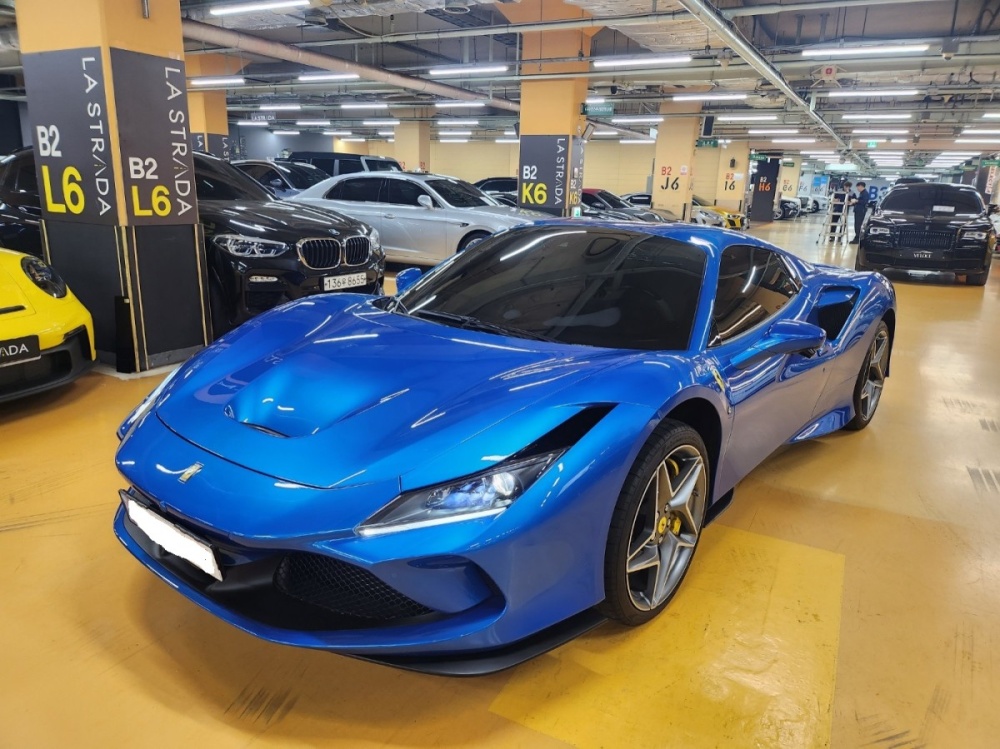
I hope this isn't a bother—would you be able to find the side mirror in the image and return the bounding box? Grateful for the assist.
[269,178,284,189]
[417,194,434,209]
[731,320,827,370]
[395,267,422,294]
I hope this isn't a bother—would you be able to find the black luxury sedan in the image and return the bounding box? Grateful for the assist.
[0,149,385,334]
[858,182,997,285]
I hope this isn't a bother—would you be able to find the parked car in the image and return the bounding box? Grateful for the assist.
[810,194,830,213]
[0,248,94,403]
[114,221,896,674]
[797,196,812,214]
[778,197,801,220]
[622,192,652,207]
[0,149,385,336]
[232,159,330,198]
[289,151,401,177]
[582,188,677,222]
[292,172,543,265]
[691,195,748,230]
[473,177,517,202]
[858,181,996,285]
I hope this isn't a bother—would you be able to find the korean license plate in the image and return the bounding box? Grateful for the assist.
[0,335,40,368]
[324,272,368,291]
[124,495,222,581]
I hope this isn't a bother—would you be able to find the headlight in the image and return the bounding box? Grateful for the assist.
[20,256,67,298]
[961,230,988,241]
[116,367,181,441]
[358,452,561,537]
[369,227,384,256]
[213,234,289,257]
[868,226,891,236]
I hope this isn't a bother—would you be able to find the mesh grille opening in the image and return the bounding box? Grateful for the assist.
[299,239,342,269]
[344,236,371,265]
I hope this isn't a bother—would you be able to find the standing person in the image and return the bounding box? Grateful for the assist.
[850,181,870,244]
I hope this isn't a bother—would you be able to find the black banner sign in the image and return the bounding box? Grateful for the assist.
[22,48,119,224]
[110,48,197,225]
[749,158,780,223]
[191,132,206,153]
[206,133,231,161]
[518,135,570,216]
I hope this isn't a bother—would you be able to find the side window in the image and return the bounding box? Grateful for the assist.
[258,167,283,187]
[14,162,38,195]
[336,159,364,175]
[0,163,16,192]
[581,193,600,208]
[329,177,384,202]
[238,164,269,181]
[711,245,798,346]
[479,179,498,191]
[386,179,430,206]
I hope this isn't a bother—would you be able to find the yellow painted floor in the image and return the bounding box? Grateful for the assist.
[2,214,999,748]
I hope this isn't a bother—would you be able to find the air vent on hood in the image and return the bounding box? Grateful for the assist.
[0,305,26,316]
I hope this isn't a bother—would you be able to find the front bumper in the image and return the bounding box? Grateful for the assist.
[0,326,94,404]
[858,239,991,273]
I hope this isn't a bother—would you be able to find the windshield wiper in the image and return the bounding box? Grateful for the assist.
[409,309,556,342]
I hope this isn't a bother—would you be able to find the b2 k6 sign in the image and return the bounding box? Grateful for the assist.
[110,48,198,226]
[518,135,571,216]
[22,48,119,225]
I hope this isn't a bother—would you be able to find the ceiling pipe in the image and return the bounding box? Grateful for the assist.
[180,19,521,113]
[722,0,943,18]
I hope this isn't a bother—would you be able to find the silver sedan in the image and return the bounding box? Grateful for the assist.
[293,172,545,265]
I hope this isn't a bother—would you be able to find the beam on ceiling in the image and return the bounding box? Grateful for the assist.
[180,19,521,112]
[721,0,944,18]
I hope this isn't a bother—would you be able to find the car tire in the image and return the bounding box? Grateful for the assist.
[845,320,890,431]
[773,207,783,220]
[812,200,820,212]
[599,420,709,626]
[458,231,490,253]
[966,266,990,286]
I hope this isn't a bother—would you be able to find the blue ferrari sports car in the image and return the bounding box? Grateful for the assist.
[114,222,896,674]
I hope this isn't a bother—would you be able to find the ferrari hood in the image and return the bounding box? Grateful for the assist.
[155,296,624,489]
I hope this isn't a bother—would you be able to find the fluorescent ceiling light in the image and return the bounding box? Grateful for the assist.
[377,130,395,136]
[439,138,469,143]
[210,0,308,16]
[586,97,606,104]
[612,116,663,124]
[940,151,981,156]
[622,139,656,144]
[236,120,268,127]
[296,119,330,126]
[438,130,473,136]
[824,89,919,97]
[982,113,1000,119]
[341,102,389,110]
[436,101,487,108]
[272,130,300,135]
[962,129,1000,134]
[429,65,508,77]
[954,138,1000,144]
[340,138,366,142]
[717,114,778,122]
[868,151,906,155]
[436,120,479,126]
[503,129,516,136]
[190,76,244,87]
[802,150,836,155]
[298,72,360,82]
[593,131,618,136]
[672,93,747,102]
[889,138,909,143]
[259,103,301,111]
[772,138,816,143]
[593,55,692,68]
[802,44,929,57]
[496,138,520,144]
[323,130,351,136]
[363,119,400,126]
[852,129,909,135]
[841,113,912,120]
[748,128,798,134]
[863,139,887,144]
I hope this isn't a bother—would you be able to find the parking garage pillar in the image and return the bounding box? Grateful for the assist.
[778,156,803,202]
[395,118,431,172]
[499,1,594,217]
[716,141,750,212]
[17,0,209,372]
[187,53,243,159]
[653,103,700,220]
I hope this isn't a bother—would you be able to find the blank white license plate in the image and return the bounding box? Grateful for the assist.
[324,272,368,291]
[125,496,222,581]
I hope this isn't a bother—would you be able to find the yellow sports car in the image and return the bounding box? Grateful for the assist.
[0,248,95,403]
[692,195,748,230]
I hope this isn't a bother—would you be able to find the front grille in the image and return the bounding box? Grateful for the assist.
[896,230,953,250]
[245,290,285,312]
[275,552,434,621]
[343,236,371,265]
[298,238,342,270]
[0,349,72,396]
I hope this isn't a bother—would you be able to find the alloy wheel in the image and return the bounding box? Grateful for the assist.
[859,327,889,421]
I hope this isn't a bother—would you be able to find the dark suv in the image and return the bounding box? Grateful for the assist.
[858,182,996,285]
[0,149,385,334]
[288,151,401,177]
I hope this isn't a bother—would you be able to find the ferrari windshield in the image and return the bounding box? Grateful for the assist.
[397,226,706,350]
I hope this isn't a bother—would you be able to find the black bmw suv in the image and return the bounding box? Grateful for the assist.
[858,182,996,285]
[0,149,385,334]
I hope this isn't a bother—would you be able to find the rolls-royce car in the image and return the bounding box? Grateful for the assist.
[857,182,996,285]
[293,172,544,265]
[0,149,385,336]
[232,159,330,198]
[114,221,896,674]
[0,248,94,403]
